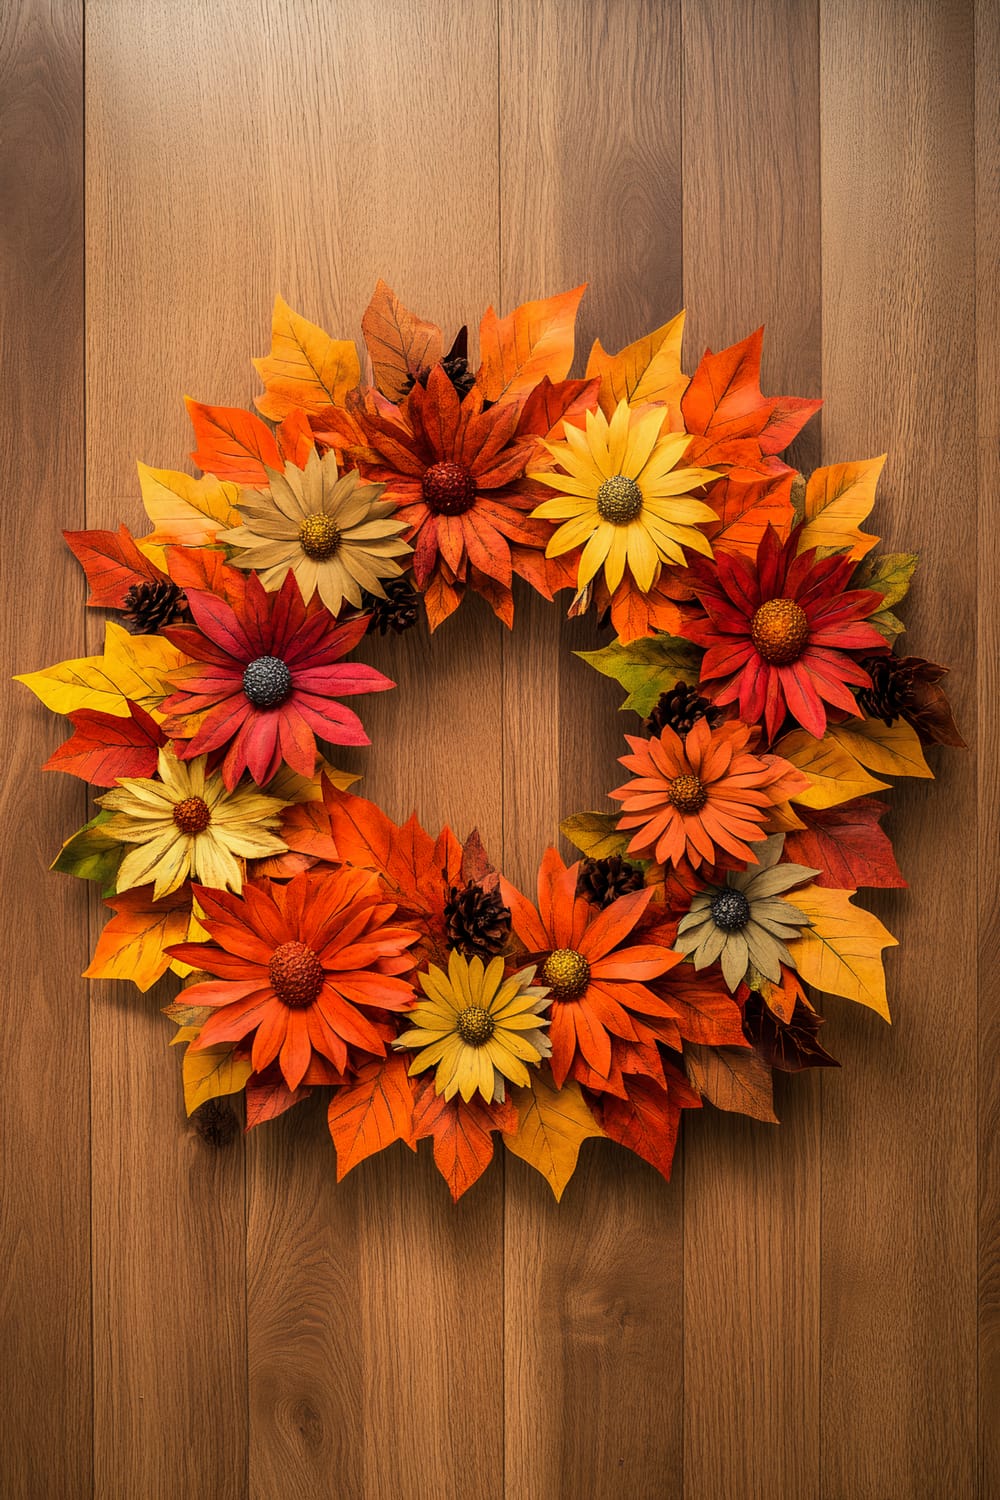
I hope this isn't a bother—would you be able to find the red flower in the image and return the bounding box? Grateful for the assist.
[170,869,419,1090]
[162,569,394,788]
[682,526,887,741]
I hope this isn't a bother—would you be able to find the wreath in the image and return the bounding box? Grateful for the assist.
[17,284,963,1199]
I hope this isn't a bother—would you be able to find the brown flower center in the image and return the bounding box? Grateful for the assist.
[172,795,211,834]
[667,774,707,813]
[299,513,342,559]
[596,474,643,525]
[541,947,591,1000]
[422,460,476,516]
[750,597,810,664]
[268,940,325,1009]
[456,1004,495,1046]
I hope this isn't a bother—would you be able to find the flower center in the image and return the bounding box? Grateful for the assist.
[750,598,810,665]
[298,513,342,559]
[541,947,591,1000]
[268,940,325,1009]
[709,889,751,933]
[456,1004,495,1046]
[422,460,477,516]
[172,795,211,835]
[242,655,293,707]
[667,773,708,813]
[596,474,643,525]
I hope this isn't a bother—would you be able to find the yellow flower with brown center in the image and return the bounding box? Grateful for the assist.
[394,950,552,1104]
[528,399,719,594]
[217,447,412,616]
[97,746,289,899]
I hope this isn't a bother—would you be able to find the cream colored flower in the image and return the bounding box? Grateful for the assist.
[97,746,289,899]
[217,447,412,616]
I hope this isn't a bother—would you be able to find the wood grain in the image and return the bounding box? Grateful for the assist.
[0,4,90,1498]
[819,3,978,1496]
[680,3,822,1496]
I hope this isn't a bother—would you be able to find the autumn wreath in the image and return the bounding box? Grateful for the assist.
[17,285,963,1199]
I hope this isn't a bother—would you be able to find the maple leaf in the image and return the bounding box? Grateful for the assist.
[789,884,898,1020]
[476,284,587,405]
[585,311,687,419]
[504,1071,605,1200]
[275,408,316,469]
[361,279,443,401]
[16,620,188,719]
[182,1039,251,1115]
[681,327,819,450]
[826,717,933,780]
[514,375,600,442]
[84,883,197,992]
[657,967,749,1048]
[326,1055,417,1180]
[797,455,885,560]
[558,812,631,861]
[137,463,242,547]
[684,1043,778,1122]
[185,397,281,484]
[596,1075,689,1182]
[245,1072,312,1129]
[413,1078,517,1201]
[605,572,689,645]
[701,471,796,559]
[43,699,165,785]
[783,798,906,889]
[576,632,701,717]
[254,295,360,420]
[162,545,248,608]
[63,523,164,607]
[774,728,891,809]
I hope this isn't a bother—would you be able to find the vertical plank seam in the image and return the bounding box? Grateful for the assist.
[496,5,507,1498]
[973,7,980,1492]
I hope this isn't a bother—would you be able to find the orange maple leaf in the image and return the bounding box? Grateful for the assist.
[476,285,587,405]
[413,1078,517,1201]
[327,1055,417,1180]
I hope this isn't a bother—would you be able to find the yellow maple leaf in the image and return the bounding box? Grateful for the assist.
[797,455,885,559]
[15,620,187,719]
[790,884,897,1021]
[253,294,360,420]
[827,717,933,779]
[504,1072,605,1200]
[585,310,687,419]
[137,462,241,546]
[182,1040,251,1115]
[774,728,890,808]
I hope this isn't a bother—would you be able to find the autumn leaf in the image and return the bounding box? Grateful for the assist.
[275,408,316,469]
[797,455,885,560]
[245,1073,312,1128]
[137,462,241,546]
[659,968,750,1048]
[701,472,795,559]
[43,699,165,785]
[504,1072,605,1200]
[84,883,196,991]
[827,717,933,779]
[361,279,443,401]
[185,397,281,484]
[182,1039,252,1115]
[783,799,905,890]
[684,1043,778,1122]
[515,375,600,442]
[254,294,360,420]
[585,311,687,419]
[162,545,248,608]
[63,524,164,606]
[789,884,897,1020]
[326,1055,417,1180]
[476,284,587,405]
[558,811,630,861]
[596,1075,687,1182]
[680,328,774,441]
[51,813,123,894]
[16,620,188,719]
[606,572,688,645]
[857,552,919,609]
[413,1079,517,1201]
[576,633,701,716]
[774,728,890,809]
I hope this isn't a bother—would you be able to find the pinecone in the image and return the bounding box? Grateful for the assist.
[645,680,724,737]
[362,578,420,636]
[122,578,188,634]
[576,855,645,908]
[444,880,512,958]
[190,1097,240,1147]
[399,327,477,401]
[742,991,840,1074]
[856,654,966,747]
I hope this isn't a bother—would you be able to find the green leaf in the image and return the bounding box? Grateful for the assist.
[857,552,919,609]
[576,634,701,717]
[559,811,630,859]
[51,812,122,895]
[868,607,907,645]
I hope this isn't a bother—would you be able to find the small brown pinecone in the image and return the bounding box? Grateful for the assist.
[856,654,966,747]
[575,855,645,908]
[645,680,724,737]
[123,579,188,634]
[742,992,839,1074]
[362,578,420,636]
[190,1097,240,1147]
[398,328,477,402]
[443,880,512,958]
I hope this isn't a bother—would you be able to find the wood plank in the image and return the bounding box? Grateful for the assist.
[680,3,822,1497]
[499,4,686,1495]
[0,3,90,1498]
[818,3,977,1496]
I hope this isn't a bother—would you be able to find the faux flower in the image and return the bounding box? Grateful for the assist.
[674,836,817,991]
[682,525,887,742]
[500,847,682,1091]
[216,449,411,617]
[170,868,420,1090]
[394,950,551,1103]
[610,717,806,869]
[97,746,288,898]
[529,400,718,594]
[162,569,394,789]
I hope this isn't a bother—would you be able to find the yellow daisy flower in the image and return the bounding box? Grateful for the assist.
[394,950,551,1104]
[529,399,719,594]
[217,447,412,616]
[97,746,289,899]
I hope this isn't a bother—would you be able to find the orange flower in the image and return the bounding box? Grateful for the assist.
[610,717,805,869]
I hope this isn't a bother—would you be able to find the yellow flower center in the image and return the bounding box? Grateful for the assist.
[269,940,325,1009]
[667,774,707,813]
[541,947,591,1000]
[750,598,810,664]
[456,1004,495,1046]
[299,513,342,559]
[172,795,211,834]
[596,474,643,525]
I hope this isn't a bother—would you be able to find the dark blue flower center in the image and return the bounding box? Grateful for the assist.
[709,889,751,932]
[243,655,293,708]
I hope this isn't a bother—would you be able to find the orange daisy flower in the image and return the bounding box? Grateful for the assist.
[610,717,806,869]
[169,868,419,1090]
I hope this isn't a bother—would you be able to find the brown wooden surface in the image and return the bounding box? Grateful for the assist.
[1,1,993,1497]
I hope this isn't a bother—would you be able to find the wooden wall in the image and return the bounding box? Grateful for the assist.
[1,1,995,1496]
